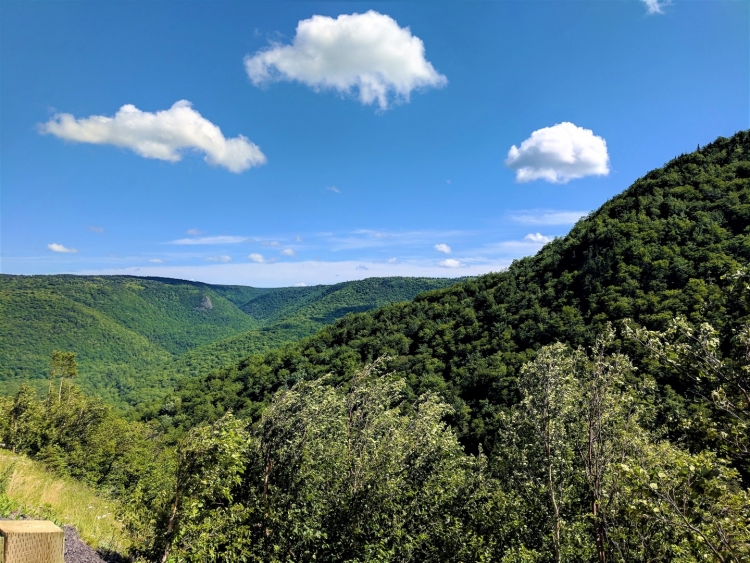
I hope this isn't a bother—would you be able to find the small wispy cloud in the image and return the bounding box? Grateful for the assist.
[434,243,452,254]
[48,243,78,253]
[186,228,204,236]
[206,255,232,263]
[281,248,296,257]
[438,258,464,268]
[642,0,668,15]
[356,265,369,271]
[262,240,282,247]
[524,233,554,243]
[148,258,164,263]
[249,253,270,263]
[87,226,104,233]
[76,259,509,286]
[169,236,248,245]
[471,239,553,257]
[387,257,399,264]
[328,229,467,251]
[361,230,392,239]
[509,210,588,226]
[327,186,341,194]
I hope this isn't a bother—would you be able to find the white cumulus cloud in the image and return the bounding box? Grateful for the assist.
[245,11,447,110]
[47,243,78,253]
[148,258,164,263]
[249,253,267,263]
[438,258,464,268]
[281,248,296,257]
[434,243,452,254]
[524,233,554,243]
[40,100,266,173]
[506,122,609,183]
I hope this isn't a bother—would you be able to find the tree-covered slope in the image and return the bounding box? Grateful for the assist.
[0,288,173,401]
[171,131,750,448]
[0,274,460,408]
[0,275,259,402]
[137,277,460,394]
[240,277,462,327]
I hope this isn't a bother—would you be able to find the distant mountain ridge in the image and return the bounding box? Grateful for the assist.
[0,275,460,407]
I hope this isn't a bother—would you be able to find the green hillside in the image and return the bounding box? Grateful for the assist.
[139,277,461,394]
[0,274,459,407]
[172,131,750,451]
[239,277,461,326]
[0,275,259,403]
[254,276,467,326]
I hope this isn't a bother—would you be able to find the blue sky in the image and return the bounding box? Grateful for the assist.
[1,0,747,287]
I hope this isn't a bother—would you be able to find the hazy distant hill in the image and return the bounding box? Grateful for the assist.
[0,275,459,407]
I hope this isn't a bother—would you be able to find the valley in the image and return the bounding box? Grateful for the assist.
[0,275,459,408]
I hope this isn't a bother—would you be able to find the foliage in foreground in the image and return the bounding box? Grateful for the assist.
[1,328,748,562]
[0,376,162,496]
[128,346,749,563]
[129,360,492,563]
[495,329,749,562]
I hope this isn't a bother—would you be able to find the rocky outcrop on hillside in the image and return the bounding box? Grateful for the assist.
[195,295,213,311]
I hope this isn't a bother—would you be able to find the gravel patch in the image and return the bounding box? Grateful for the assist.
[64,525,107,563]
[64,526,128,563]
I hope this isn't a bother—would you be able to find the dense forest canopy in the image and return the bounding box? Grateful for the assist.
[0,275,458,408]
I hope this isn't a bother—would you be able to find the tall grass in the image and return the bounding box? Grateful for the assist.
[0,449,129,553]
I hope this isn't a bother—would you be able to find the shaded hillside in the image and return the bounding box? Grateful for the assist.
[172,131,750,450]
[240,277,463,326]
[0,275,459,407]
[140,277,461,394]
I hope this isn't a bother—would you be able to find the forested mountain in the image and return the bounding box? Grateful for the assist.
[171,131,750,451]
[0,275,458,407]
[140,277,463,398]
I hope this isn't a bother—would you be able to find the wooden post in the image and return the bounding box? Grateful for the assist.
[0,521,64,563]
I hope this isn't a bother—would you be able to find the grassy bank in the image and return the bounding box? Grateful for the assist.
[0,449,128,554]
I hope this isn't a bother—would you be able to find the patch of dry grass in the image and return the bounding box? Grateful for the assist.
[0,449,129,553]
